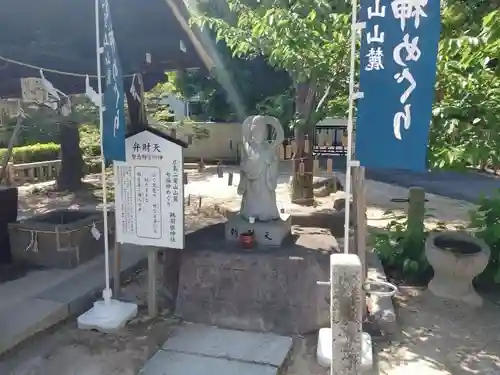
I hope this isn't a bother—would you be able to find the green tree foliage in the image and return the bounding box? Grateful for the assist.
[149,58,291,123]
[185,0,500,179]
[194,0,351,118]
[192,0,351,203]
[431,6,500,170]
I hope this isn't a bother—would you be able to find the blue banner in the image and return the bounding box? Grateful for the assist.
[356,0,441,171]
[100,0,126,161]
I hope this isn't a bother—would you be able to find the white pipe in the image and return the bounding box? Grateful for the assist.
[95,0,112,304]
[343,0,359,254]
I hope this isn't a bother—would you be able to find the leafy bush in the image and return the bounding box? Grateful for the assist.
[0,143,60,163]
[469,191,500,285]
[373,217,432,282]
[0,125,101,164]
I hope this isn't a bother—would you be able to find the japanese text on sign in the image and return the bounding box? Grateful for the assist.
[363,0,427,140]
[114,130,186,249]
[131,142,163,161]
[365,0,386,71]
[391,0,427,140]
[134,166,162,239]
[116,166,135,235]
[356,0,440,171]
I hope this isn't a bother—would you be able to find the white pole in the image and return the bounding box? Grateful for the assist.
[343,0,359,254]
[95,0,112,303]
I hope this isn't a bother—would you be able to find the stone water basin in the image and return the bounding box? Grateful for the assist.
[8,209,114,269]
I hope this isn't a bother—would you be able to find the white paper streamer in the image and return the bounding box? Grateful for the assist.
[85,75,102,107]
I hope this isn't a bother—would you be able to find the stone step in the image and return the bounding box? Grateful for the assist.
[138,325,293,375]
[140,351,278,375]
[163,325,293,367]
[0,297,67,355]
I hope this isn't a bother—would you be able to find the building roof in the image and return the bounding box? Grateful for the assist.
[0,0,214,97]
[126,126,188,148]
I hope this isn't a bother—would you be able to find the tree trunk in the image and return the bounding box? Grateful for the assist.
[56,123,83,191]
[290,81,316,206]
[125,74,148,133]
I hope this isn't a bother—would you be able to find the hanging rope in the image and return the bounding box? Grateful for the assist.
[25,231,39,252]
[0,54,137,78]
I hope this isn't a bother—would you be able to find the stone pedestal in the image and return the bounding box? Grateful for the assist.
[224,213,291,247]
[173,224,340,334]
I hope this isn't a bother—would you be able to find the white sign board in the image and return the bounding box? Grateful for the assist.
[20,77,48,103]
[114,129,185,249]
[0,99,21,125]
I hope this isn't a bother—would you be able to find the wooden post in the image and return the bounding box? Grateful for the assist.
[217,161,223,178]
[326,158,333,173]
[198,158,205,172]
[0,114,23,184]
[407,187,426,244]
[148,249,158,318]
[279,145,285,160]
[313,158,320,175]
[113,241,121,298]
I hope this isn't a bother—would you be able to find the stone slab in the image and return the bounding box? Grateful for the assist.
[35,262,104,313]
[0,298,67,355]
[224,213,291,247]
[36,247,146,315]
[139,350,278,375]
[163,325,292,367]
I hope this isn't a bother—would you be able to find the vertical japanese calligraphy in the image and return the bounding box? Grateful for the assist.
[99,0,126,161]
[116,165,135,235]
[356,0,440,172]
[134,166,162,239]
[114,130,185,249]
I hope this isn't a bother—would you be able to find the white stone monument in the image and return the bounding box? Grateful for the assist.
[225,115,291,246]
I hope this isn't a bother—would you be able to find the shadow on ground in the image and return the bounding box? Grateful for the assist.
[377,287,500,375]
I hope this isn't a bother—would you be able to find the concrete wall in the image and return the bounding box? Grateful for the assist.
[153,118,352,162]
[161,122,243,161]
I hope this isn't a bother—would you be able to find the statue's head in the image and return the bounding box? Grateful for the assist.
[250,116,267,143]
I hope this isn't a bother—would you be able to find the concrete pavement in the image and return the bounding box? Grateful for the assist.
[0,244,147,356]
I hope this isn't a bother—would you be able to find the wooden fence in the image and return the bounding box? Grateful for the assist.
[0,159,102,186]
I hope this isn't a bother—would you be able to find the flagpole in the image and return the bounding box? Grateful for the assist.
[343,0,359,255]
[95,0,112,304]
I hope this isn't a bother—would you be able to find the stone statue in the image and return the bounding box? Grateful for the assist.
[237,115,284,221]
